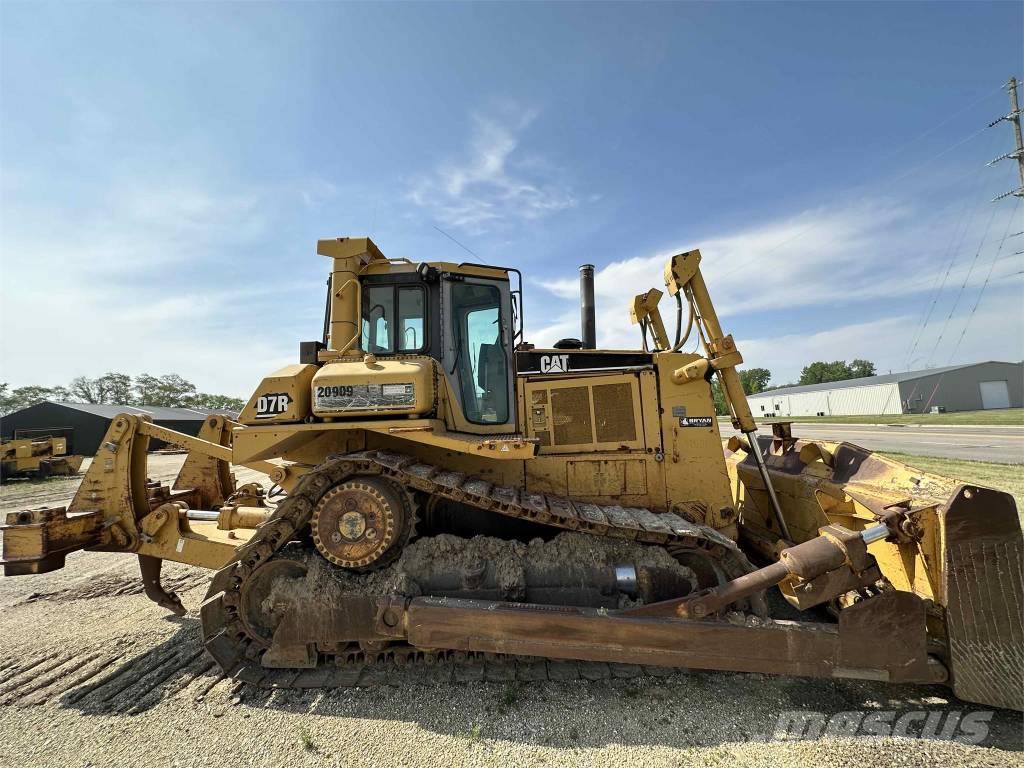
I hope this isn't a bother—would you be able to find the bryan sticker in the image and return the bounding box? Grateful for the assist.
[680,416,713,427]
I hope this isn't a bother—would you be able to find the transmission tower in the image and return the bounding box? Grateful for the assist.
[988,77,1024,201]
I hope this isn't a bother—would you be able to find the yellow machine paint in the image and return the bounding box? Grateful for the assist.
[2,235,1020,710]
[310,357,435,419]
[0,436,83,478]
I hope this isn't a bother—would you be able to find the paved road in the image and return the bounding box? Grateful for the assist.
[754,423,1024,464]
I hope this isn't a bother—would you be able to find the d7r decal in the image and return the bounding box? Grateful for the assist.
[255,392,292,418]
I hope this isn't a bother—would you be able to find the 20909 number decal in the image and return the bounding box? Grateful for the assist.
[315,382,415,411]
[315,385,354,398]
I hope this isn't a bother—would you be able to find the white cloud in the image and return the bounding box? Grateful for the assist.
[0,176,304,396]
[532,198,1024,383]
[540,200,947,311]
[407,107,576,233]
[739,293,1024,384]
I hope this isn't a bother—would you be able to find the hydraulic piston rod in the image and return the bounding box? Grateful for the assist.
[743,430,792,541]
[185,507,270,530]
[664,249,792,541]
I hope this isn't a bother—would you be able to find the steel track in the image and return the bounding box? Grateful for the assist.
[199,450,761,688]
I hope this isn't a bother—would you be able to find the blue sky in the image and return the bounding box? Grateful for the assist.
[1,2,1022,396]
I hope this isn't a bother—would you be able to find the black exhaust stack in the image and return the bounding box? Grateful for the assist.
[580,264,596,349]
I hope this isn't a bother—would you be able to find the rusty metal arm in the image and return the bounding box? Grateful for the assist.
[263,588,944,685]
[624,522,887,619]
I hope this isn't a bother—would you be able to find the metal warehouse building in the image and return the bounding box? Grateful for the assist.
[747,361,1024,418]
[0,402,237,456]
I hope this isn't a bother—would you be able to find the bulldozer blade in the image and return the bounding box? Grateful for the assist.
[941,485,1024,711]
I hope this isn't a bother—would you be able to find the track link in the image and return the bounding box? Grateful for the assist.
[200,450,760,688]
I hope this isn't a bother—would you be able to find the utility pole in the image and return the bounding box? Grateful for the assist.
[988,77,1024,201]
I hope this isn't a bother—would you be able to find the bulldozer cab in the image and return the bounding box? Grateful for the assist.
[351,253,519,428]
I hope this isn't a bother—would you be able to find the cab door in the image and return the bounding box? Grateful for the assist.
[440,275,516,433]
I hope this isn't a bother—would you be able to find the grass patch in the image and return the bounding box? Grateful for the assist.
[734,408,1024,426]
[496,682,522,714]
[880,452,1024,510]
[460,723,483,742]
[297,725,316,752]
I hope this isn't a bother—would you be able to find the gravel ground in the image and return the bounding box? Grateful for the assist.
[0,459,1021,767]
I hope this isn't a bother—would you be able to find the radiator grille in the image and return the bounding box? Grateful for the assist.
[551,386,592,445]
[593,383,636,443]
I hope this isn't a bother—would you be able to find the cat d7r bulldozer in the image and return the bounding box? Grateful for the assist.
[2,237,1020,710]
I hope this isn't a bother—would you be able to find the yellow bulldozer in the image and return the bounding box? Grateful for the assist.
[0,436,83,479]
[2,237,1020,710]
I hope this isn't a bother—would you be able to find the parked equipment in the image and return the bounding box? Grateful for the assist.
[2,237,1020,710]
[0,436,83,479]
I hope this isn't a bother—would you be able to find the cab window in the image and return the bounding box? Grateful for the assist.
[362,285,425,354]
[451,282,509,424]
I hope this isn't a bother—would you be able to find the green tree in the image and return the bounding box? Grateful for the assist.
[849,359,876,379]
[68,375,101,403]
[710,380,727,416]
[799,360,851,385]
[0,384,63,415]
[709,368,772,416]
[188,392,246,411]
[1,375,243,415]
[97,372,133,404]
[50,385,72,402]
[133,373,198,407]
[158,374,198,407]
[739,367,771,395]
[799,359,877,385]
[132,374,162,405]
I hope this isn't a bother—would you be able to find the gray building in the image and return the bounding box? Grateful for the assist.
[747,361,1023,418]
[0,402,238,456]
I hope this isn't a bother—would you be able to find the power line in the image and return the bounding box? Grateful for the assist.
[874,82,1008,165]
[908,78,1024,413]
[431,224,484,263]
[923,203,1000,367]
[901,151,994,369]
[717,81,1008,282]
[946,197,1022,365]
[900,243,1023,295]
[907,82,1023,371]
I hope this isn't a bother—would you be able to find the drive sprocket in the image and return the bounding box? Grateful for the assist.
[310,476,413,571]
